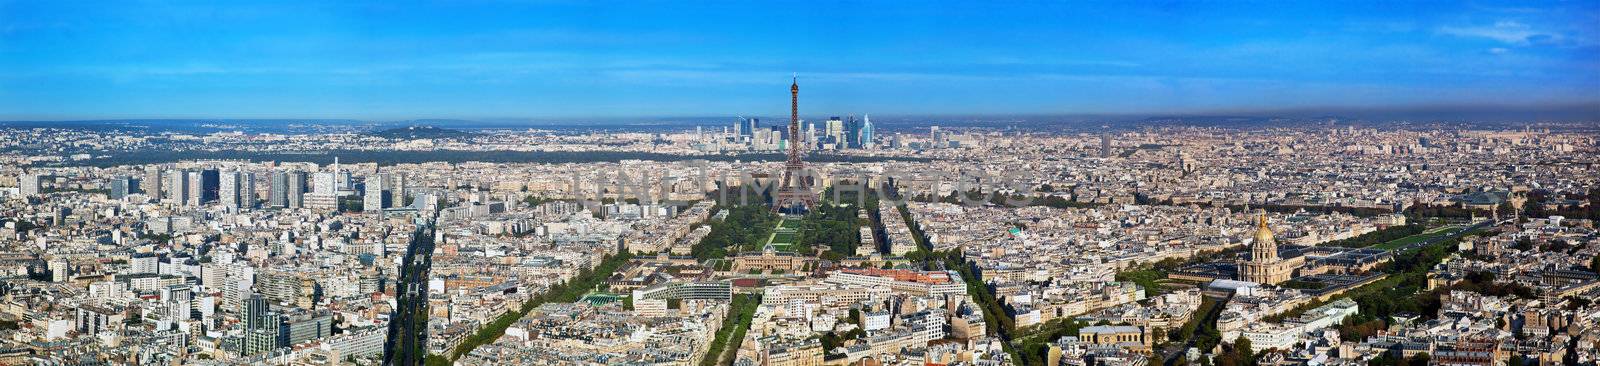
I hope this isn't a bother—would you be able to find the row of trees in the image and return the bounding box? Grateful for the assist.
[1010,318,1088,366]
[1320,224,1426,248]
[700,294,761,366]
[1030,195,1105,209]
[1175,297,1225,354]
[1405,204,1487,219]
[432,250,636,364]
[925,249,1028,364]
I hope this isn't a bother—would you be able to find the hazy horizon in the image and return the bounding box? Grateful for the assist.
[3,100,1599,124]
[3,1,1598,121]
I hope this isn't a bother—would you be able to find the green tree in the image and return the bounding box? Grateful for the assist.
[1407,353,1430,366]
[1234,336,1255,366]
[691,205,779,260]
[1368,354,1401,366]
[701,294,761,366]
[1215,336,1256,366]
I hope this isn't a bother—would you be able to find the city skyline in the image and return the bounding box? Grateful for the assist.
[6,119,1595,365]
[3,1,1599,120]
[6,2,1600,365]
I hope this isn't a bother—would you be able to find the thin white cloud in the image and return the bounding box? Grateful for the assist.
[1437,20,1554,45]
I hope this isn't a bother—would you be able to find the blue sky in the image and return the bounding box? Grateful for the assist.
[1,0,1597,120]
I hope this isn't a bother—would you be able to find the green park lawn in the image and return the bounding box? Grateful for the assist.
[1372,225,1460,250]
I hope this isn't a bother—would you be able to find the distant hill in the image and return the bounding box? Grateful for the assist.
[368,125,471,139]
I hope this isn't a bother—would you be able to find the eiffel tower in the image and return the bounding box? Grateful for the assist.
[773,76,816,214]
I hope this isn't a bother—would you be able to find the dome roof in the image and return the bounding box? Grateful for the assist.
[1253,214,1275,245]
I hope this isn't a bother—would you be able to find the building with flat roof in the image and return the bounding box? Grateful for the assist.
[823,267,966,296]
[1077,325,1149,353]
[631,280,732,317]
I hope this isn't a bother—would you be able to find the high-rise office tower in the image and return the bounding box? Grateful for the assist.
[392,174,407,206]
[243,293,281,355]
[1100,134,1112,158]
[220,172,239,208]
[287,171,306,209]
[825,116,844,145]
[19,173,44,196]
[269,171,289,208]
[245,293,269,330]
[110,177,136,199]
[144,167,164,199]
[844,115,861,148]
[220,170,256,209]
[160,171,176,204]
[186,171,204,206]
[805,122,817,148]
[364,174,388,212]
[241,171,256,208]
[337,172,352,195]
[167,170,190,205]
[312,173,335,196]
[201,169,220,203]
[306,172,338,210]
[860,114,875,148]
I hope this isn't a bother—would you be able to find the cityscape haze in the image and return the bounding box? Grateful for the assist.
[0,1,1598,366]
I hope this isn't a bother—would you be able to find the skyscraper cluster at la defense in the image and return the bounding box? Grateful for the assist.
[717,79,875,155]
